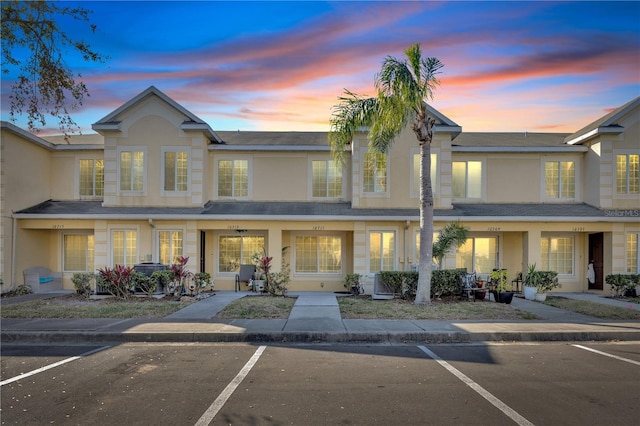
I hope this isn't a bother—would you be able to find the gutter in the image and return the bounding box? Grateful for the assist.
[11,213,629,223]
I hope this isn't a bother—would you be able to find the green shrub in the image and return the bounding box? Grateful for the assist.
[131,271,158,296]
[71,272,95,298]
[431,268,466,299]
[379,271,418,300]
[605,274,637,297]
[13,284,32,296]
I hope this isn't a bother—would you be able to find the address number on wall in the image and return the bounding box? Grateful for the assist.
[52,225,64,229]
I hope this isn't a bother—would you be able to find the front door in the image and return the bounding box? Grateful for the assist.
[588,233,604,290]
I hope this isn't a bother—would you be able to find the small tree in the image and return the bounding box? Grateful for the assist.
[1,0,109,136]
[329,43,443,305]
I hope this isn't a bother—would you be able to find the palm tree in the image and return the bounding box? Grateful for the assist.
[433,222,469,269]
[328,43,443,304]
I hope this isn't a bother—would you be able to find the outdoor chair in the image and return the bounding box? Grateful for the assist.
[235,264,256,292]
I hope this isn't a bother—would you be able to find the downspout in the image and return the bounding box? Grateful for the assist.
[10,213,17,292]
[404,220,410,271]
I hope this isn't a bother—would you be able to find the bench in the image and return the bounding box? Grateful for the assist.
[23,267,63,293]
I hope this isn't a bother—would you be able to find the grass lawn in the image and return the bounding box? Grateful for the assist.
[338,296,536,320]
[216,296,297,319]
[0,294,194,319]
[543,296,640,320]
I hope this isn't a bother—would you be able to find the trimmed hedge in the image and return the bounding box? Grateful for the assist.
[605,274,639,297]
[379,268,466,300]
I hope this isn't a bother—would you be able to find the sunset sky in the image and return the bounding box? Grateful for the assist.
[2,1,639,136]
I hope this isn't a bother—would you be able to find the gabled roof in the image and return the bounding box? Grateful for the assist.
[92,86,222,143]
[564,96,640,145]
[427,103,462,139]
[0,121,56,151]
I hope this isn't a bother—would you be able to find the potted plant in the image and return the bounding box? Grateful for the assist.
[489,269,514,304]
[474,278,486,300]
[534,271,559,301]
[344,273,362,295]
[523,264,541,301]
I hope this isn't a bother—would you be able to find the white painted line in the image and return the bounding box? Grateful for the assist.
[0,346,110,387]
[418,345,534,426]
[572,344,640,366]
[195,345,267,426]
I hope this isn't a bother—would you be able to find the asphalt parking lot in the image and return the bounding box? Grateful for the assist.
[2,342,639,425]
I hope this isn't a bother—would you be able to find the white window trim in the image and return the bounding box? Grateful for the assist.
[451,158,485,203]
[215,231,266,275]
[410,148,438,198]
[308,157,345,200]
[366,227,398,276]
[454,233,501,277]
[76,156,104,200]
[290,231,345,277]
[161,147,191,197]
[541,158,579,202]
[361,151,390,198]
[613,150,640,199]
[108,226,140,267]
[117,146,147,196]
[215,157,252,200]
[62,231,94,272]
[540,233,575,277]
[154,227,186,264]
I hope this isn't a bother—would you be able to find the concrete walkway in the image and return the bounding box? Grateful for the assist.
[1,290,639,344]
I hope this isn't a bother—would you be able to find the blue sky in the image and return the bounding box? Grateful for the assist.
[2,1,639,135]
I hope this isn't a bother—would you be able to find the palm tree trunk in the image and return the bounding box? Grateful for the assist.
[415,140,433,304]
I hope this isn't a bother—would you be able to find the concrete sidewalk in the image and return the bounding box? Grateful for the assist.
[1,291,639,344]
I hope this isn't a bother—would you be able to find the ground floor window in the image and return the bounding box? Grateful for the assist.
[112,230,137,267]
[369,231,395,273]
[295,235,342,273]
[63,234,94,271]
[541,236,573,274]
[627,233,639,273]
[158,230,183,265]
[456,237,498,274]
[219,235,265,273]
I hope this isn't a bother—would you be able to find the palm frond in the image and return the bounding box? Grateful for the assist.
[328,90,379,164]
[432,221,469,266]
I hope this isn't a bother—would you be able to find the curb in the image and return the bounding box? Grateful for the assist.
[3,330,639,345]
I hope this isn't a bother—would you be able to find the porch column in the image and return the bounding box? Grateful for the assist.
[524,228,542,271]
[267,226,283,273]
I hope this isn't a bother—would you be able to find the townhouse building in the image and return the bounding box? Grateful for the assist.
[1,86,638,294]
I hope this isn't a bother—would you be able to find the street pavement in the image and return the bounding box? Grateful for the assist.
[1,290,639,344]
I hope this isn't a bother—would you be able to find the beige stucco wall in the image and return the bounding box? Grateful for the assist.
[1,130,54,288]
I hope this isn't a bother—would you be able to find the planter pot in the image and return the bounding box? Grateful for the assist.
[523,286,537,300]
[534,293,547,302]
[491,291,514,304]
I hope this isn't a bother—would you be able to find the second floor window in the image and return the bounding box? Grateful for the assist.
[616,154,639,194]
[164,151,188,192]
[120,151,144,192]
[363,152,387,193]
[452,161,482,199]
[545,161,575,199]
[218,159,248,197]
[312,160,342,198]
[412,153,437,197]
[79,159,104,197]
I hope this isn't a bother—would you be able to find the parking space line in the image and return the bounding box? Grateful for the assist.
[195,345,267,426]
[572,344,640,366]
[418,345,534,426]
[0,346,110,387]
